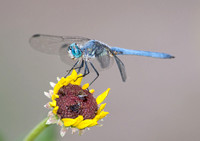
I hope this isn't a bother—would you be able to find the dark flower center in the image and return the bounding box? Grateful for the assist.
[56,84,98,119]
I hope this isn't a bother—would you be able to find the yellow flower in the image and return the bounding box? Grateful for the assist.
[44,70,110,137]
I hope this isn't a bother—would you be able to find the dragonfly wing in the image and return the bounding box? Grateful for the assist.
[96,54,111,68]
[59,44,80,66]
[109,48,127,82]
[29,34,90,55]
[88,55,114,73]
[94,46,112,69]
[114,55,127,82]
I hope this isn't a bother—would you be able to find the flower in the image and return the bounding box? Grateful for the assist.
[44,70,110,136]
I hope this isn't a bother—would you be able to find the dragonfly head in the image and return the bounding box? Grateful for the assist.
[68,43,82,58]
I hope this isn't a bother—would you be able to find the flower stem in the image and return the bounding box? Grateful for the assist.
[23,117,50,141]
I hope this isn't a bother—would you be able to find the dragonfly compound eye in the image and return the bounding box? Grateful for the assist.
[70,43,82,58]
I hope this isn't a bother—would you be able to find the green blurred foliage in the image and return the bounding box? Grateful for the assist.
[0,131,5,141]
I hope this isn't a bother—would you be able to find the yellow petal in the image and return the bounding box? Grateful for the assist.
[64,77,72,85]
[99,111,109,119]
[70,81,76,85]
[89,89,95,94]
[96,88,110,105]
[73,74,83,85]
[97,103,106,115]
[53,83,62,94]
[49,100,56,107]
[76,119,94,129]
[82,83,89,90]
[51,94,59,100]
[72,115,83,126]
[94,115,101,121]
[88,120,98,127]
[62,118,77,127]
[71,69,77,80]
[53,106,59,114]
[59,77,66,84]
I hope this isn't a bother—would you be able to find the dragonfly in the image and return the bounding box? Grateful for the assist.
[29,34,174,84]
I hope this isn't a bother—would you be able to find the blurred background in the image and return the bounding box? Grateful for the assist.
[1,0,200,141]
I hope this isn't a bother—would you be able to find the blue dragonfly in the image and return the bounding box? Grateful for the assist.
[30,34,174,84]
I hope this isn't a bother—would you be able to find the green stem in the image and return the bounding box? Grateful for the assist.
[23,117,50,141]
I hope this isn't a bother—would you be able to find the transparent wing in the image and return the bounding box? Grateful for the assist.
[114,55,127,81]
[89,48,114,72]
[59,44,79,66]
[29,34,90,55]
[93,44,113,68]
[109,48,127,82]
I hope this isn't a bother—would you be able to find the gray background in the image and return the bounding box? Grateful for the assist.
[1,0,200,141]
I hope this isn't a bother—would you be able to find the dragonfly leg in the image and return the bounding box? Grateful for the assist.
[65,60,79,77]
[83,61,90,77]
[89,62,99,85]
[68,60,84,73]
[74,61,90,81]
[83,61,90,90]
[66,60,84,73]
[77,60,84,74]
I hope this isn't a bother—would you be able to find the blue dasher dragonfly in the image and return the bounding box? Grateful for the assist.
[30,34,174,84]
